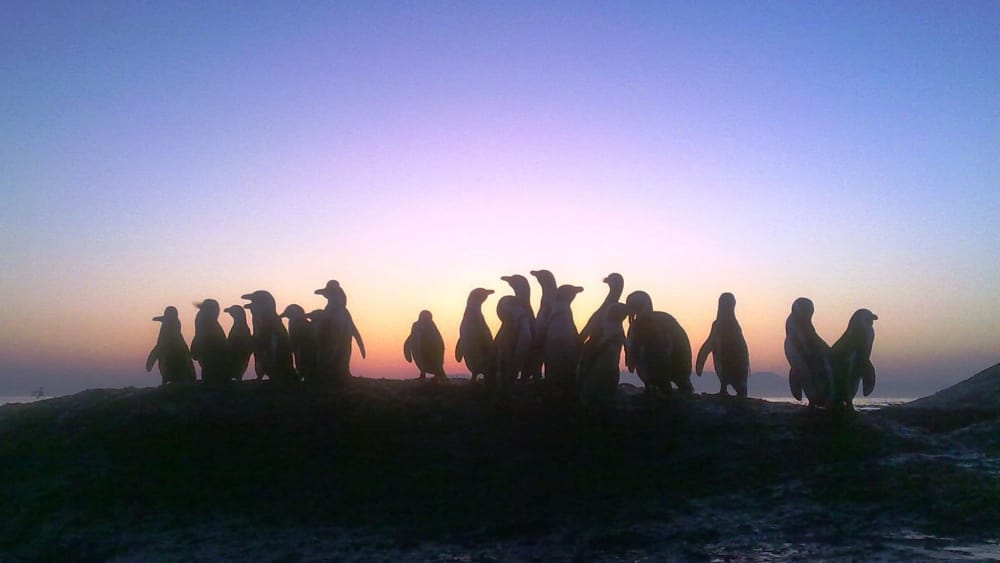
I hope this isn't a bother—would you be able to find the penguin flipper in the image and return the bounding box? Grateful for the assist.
[348,313,366,359]
[145,347,159,372]
[861,361,876,397]
[694,327,714,377]
[403,334,414,363]
[789,367,803,401]
[455,338,464,362]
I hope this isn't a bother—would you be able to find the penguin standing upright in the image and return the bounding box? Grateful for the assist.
[456,288,495,384]
[784,298,832,406]
[577,302,628,408]
[280,304,317,382]
[500,274,536,381]
[191,299,230,385]
[314,280,366,381]
[829,309,878,411]
[580,273,624,345]
[404,310,447,379]
[625,291,693,394]
[529,270,557,381]
[695,293,750,397]
[224,305,253,381]
[543,284,584,394]
[241,290,296,383]
[146,306,196,385]
[494,295,532,393]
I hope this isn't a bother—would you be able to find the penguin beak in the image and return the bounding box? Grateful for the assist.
[871,313,879,321]
[314,289,324,295]
[243,303,252,310]
[602,276,609,283]
[240,293,254,300]
[152,315,164,322]
[485,289,495,295]
[500,276,512,283]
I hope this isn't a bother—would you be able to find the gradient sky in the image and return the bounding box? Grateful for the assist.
[2,2,998,395]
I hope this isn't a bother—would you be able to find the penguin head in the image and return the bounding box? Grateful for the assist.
[606,302,629,323]
[418,310,433,323]
[791,297,814,321]
[224,304,247,321]
[603,273,625,298]
[625,291,654,321]
[194,299,221,319]
[241,290,277,315]
[280,304,307,320]
[467,288,495,305]
[555,285,583,304]
[501,275,530,299]
[152,306,180,323]
[496,295,521,322]
[529,269,557,291]
[315,280,347,307]
[717,292,737,317]
[849,308,878,328]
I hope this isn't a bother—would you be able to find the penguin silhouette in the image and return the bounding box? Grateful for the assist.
[281,304,318,382]
[577,302,628,409]
[580,273,624,345]
[146,306,196,385]
[783,298,832,406]
[500,274,537,381]
[191,299,230,385]
[625,291,693,394]
[829,309,878,411]
[224,304,253,381]
[404,310,447,380]
[529,269,557,381]
[695,293,750,397]
[314,280,366,381]
[494,295,532,393]
[456,288,495,384]
[241,290,296,383]
[543,284,584,394]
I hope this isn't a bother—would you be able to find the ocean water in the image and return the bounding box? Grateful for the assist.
[762,397,913,411]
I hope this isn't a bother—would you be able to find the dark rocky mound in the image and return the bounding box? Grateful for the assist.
[1,378,998,561]
[883,363,1000,432]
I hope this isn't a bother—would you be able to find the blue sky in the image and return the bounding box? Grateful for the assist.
[1,1,998,395]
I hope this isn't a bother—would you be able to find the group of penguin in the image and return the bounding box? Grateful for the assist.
[146,280,365,386]
[146,271,878,411]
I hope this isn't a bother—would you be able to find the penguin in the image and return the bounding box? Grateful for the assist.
[625,291,693,395]
[280,304,318,382]
[543,284,584,394]
[494,295,532,393]
[829,309,878,411]
[404,310,447,380]
[314,280,366,381]
[224,304,253,381]
[241,290,296,383]
[146,306,196,385]
[695,292,750,397]
[191,299,230,385]
[500,274,537,381]
[577,302,628,409]
[456,288,495,384]
[529,270,558,381]
[580,273,624,345]
[783,298,833,406]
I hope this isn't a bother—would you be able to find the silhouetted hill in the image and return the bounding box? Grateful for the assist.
[0,378,998,560]
[882,362,1000,432]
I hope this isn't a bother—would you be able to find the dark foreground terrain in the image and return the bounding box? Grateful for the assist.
[1,365,999,561]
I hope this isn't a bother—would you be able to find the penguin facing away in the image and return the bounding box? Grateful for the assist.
[543,284,584,394]
[529,269,558,381]
[695,292,750,397]
[191,299,230,385]
[224,304,254,381]
[829,308,878,411]
[625,291,693,394]
[500,274,537,381]
[146,306,196,385]
[280,304,318,382]
[241,290,296,383]
[494,295,532,393]
[577,302,628,409]
[404,310,447,379]
[783,297,833,406]
[456,288,495,383]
